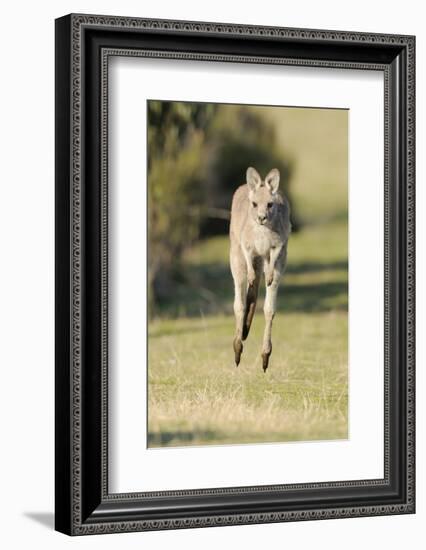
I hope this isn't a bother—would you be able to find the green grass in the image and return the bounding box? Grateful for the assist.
[148,106,348,447]
[148,219,348,447]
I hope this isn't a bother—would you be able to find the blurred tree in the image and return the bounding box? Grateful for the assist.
[147,101,217,316]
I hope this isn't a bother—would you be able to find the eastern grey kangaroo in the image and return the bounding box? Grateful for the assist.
[230,167,291,372]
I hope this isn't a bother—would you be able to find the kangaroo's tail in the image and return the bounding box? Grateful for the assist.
[242,280,259,340]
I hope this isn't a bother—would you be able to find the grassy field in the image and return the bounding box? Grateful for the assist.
[148,219,348,447]
[148,107,348,448]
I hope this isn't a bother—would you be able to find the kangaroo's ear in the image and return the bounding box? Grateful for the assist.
[265,168,280,194]
[246,167,261,191]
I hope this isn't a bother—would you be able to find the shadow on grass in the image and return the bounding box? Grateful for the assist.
[149,319,227,338]
[285,260,348,275]
[148,430,221,447]
[155,259,347,318]
[281,281,347,312]
[148,431,348,447]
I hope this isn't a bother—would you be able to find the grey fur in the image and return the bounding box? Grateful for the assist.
[230,167,291,371]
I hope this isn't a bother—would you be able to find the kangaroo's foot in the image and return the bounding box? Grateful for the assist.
[261,349,272,372]
[233,337,243,366]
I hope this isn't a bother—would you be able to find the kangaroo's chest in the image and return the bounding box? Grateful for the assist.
[250,227,280,258]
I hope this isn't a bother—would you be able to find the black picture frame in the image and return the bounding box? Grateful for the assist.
[55,13,415,536]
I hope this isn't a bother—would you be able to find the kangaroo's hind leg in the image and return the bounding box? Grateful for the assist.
[243,256,262,341]
[262,250,286,372]
[230,241,247,366]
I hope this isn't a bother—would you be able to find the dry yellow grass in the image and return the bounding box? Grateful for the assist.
[148,309,347,447]
[148,215,348,448]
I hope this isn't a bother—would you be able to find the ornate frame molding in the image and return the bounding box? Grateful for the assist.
[55,13,415,536]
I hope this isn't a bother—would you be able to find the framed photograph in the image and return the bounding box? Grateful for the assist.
[55,14,415,535]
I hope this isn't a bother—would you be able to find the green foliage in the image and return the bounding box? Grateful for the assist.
[147,101,217,315]
[147,100,217,171]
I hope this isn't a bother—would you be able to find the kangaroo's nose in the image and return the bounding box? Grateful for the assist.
[258,215,267,223]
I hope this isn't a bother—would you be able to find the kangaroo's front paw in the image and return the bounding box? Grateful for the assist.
[265,270,274,286]
[247,270,256,287]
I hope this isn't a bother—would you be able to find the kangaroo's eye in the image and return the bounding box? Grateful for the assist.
[267,202,273,208]
[252,202,257,208]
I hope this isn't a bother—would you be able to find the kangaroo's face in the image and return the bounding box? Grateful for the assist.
[246,167,280,226]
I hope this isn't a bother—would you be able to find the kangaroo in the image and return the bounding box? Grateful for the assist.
[230,167,291,372]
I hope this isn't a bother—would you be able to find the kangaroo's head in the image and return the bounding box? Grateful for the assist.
[246,167,280,226]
